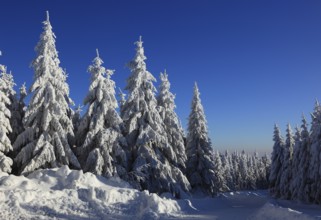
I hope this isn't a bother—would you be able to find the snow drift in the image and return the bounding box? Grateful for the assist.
[0,166,180,220]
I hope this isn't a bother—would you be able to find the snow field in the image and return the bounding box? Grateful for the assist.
[1,167,321,220]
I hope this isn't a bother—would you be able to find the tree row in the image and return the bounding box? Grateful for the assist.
[270,101,321,204]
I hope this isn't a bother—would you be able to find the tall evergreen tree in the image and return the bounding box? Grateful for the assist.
[279,124,294,199]
[212,151,228,192]
[76,49,128,177]
[157,70,186,171]
[269,124,285,197]
[239,150,249,189]
[262,153,271,188]
[307,101,321,203]
[121,37,190,197]
[232,151,242,190]
[186,82,216,195]
[290,125,302,200]
[0,68,20,144]
[13,11,80,174]
[0,65,13,173]
[221,150,233,191]
[297,115,310,202]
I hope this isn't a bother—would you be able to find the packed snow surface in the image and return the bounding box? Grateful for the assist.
[0,166,320,220]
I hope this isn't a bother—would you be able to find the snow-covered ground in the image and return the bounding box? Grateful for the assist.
[0,166,320,220]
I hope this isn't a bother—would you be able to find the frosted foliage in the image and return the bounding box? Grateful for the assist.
[0,152,13,173]
[157,71,186,170]
[290,126,302,200]
[13,12,80,175]
[269,124,285,197]
[186,83,216,195]
[279,124,294,199]
[212,151,228,193]
[0,65,13,173]
[221,151,233,190]
[297,116,310,202]
[122,37,190,197]
[239,151,249,189]
[76,51,127,178]
[0,67,21,144]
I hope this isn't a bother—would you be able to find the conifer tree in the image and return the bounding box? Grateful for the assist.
[212,151,228,192]
[231,151,241,190]
[239,150,249,189]
[297,115,310,202]
[269,124,285,197]
[186,82,216,195]
[121,37,190,197]
[279,124,294,199]
[13,11,80,174]
[76,50,128,177]
[157,70,186,171]
[290,125,302,200]
[0,65,13,173]
[221,150,233,191]
[262,153,271,188]
[306,101,321,203]
[0,68,20,144]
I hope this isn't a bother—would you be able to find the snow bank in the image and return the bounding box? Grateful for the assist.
[0,166,181,220]
[250,203,315,220]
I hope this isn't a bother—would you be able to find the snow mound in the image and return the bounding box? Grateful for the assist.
[250,203,315,220]
[0,166,181,220]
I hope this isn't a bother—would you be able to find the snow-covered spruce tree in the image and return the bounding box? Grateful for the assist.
[157,70,186,171]
[0,68,20,144]
[186,82,216,195]
[221,150,233,191]
[212,151,228,192]
[253,152,265,188]
[231,151,241,190]
[297,115,310,202]
[279,124,294,199]
[261,153,271,188]
[76,50,128,178]
[289,125,302,200]
[239,150,249,189]
[0,65,13,173]
[121,37,190,197]
[13,12,80,175]
[269,124,285,197]
[248,153,258,190]
[308,101,321,203]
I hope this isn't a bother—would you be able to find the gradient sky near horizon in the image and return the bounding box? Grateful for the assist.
[1,0,321,154]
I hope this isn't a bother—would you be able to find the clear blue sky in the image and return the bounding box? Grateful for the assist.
[1,0,321,154]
